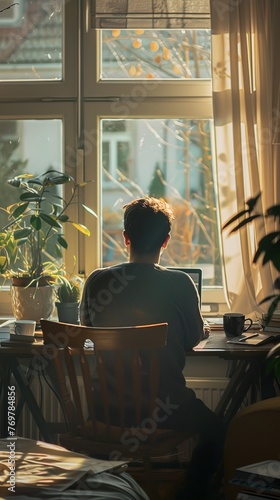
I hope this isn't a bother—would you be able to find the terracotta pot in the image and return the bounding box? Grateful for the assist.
[10,279,55,323]
[11,276,53,287]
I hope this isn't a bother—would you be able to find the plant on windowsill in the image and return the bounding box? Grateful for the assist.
[55,273,83,324]
[0,169,96,323]
[223,192,280,378]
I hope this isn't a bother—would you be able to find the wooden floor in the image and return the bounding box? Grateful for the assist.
[127,462,226,500]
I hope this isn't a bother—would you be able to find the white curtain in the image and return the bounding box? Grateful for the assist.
[210,0,280,317]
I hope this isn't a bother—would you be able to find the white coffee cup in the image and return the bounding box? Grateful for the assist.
[14,320,36,336]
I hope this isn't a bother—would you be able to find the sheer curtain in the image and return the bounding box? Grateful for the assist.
[210,0,280,317]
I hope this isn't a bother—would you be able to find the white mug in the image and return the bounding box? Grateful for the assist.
[14,320,36,336]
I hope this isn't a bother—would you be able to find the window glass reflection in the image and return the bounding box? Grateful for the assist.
[0,0,63,81]
[101,29,211,80]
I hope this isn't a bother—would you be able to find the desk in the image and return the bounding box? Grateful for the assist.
[187,332,278,425]
[0,333,278,441]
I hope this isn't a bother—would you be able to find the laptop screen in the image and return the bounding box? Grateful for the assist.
[167,267,202,306]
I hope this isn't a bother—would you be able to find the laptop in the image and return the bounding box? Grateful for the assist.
[167,267,202,306]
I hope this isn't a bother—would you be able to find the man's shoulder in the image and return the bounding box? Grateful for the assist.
[85,264,133,284]
[156,265,194,282]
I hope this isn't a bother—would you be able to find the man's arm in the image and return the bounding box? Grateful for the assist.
[179,275,204,350]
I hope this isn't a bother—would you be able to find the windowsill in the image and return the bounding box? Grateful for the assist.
[0,285,229,316]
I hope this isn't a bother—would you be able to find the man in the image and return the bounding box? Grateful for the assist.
[81,197,225,499]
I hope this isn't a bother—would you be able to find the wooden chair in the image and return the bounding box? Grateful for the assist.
[40,319,193,499]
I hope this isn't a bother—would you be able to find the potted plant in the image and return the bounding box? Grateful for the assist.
[0,169,96,323]
[55,274,83,324]
[223,192,280,376]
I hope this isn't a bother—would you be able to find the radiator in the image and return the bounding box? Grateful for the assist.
[16,376,228,456]
[185,377,228,410]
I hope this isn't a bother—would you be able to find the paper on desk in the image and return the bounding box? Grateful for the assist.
[203,317,224,330]
[0,437,128,494]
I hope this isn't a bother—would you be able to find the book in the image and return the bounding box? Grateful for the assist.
[227,333,280,346]
[237,492,280,499]
[262,312,280,330]
[0,335,40,347]
[263,326,280,333]
[231,460,280,492]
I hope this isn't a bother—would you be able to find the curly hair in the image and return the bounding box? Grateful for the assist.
[123,197,174,254]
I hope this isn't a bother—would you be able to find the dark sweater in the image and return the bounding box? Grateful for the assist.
[80,263,204,409]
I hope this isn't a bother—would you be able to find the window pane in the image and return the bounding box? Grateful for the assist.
[0,119,63,280]
[101,29,211,79]
[101,118,222,286]
[0,0,63,81]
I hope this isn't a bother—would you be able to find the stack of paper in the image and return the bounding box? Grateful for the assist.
[262,311,280,333]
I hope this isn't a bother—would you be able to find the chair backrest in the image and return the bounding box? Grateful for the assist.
[40,320,168,439]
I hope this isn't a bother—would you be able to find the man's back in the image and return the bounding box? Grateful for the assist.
[81,262,203,407]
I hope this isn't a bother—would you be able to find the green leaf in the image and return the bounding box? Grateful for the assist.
[43,174,73,186]
[54,244,63,258]
[57,214,69,222]
[40,213,62,228]
[274,277,280,290]
[20,192,43,202]
[254,233,280,268]
[51,203,64,216]
[51,175,73,185]
[27,178,43,186]
[82,204,98,218]
[11,202,29,219]
[0,233,10,245]
[7,178,21,188]
[260,296,280,326]
[0,255,8,272]
[267,343,280,360]
[14,228,32,240]
[57,235,68,249]
[30,215,42,230]
[274,360,280,380]
[71,222,90,236]
[262,243,280,271]
[16,237,29,246]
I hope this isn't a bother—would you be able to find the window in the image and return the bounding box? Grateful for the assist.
[99,116,221,289]
[100,29,211,80]
[83,14,224,295]
[0,118,63,233]
[0,0,63,81]
[102,120,132,183]
[0,1,226,315]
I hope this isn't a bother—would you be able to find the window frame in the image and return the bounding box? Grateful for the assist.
[84,29,212,99]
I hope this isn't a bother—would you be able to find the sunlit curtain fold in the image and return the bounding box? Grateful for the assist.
[210,0,280,316]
